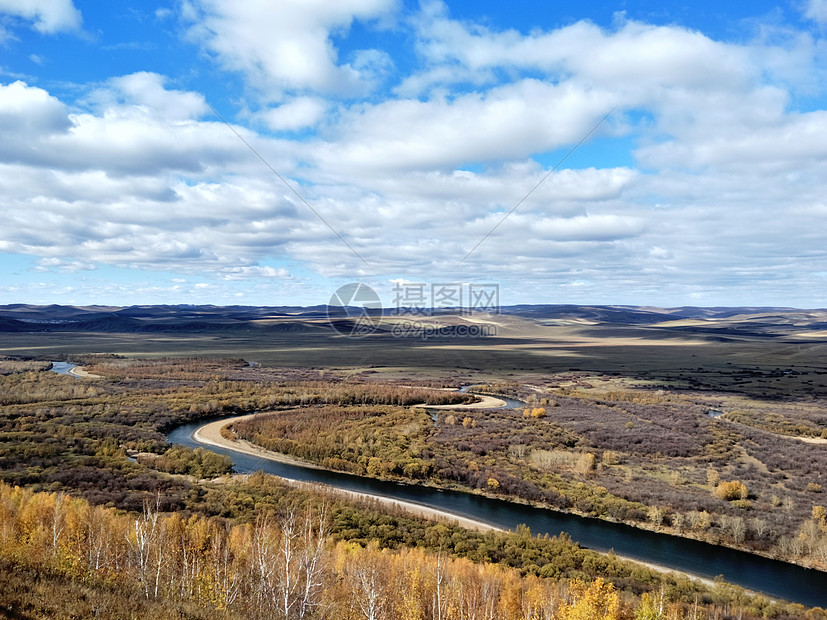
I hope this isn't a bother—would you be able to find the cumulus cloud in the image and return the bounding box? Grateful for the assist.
[0,0,81,33]
[804,0,827,24]
[0,78,308,278]
[260,97,327,131]
[404,2,753,95]
[0,81,70,134]
[636,107,827,172]
[93,72,208,121]
[312,80,616,173]
[183,0,397,97]
[0,79,288,176]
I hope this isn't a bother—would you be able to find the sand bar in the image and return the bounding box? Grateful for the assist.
[420,394,508,409]
[68,366,102,379]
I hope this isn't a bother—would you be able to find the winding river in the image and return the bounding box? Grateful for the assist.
[168,404,827,608]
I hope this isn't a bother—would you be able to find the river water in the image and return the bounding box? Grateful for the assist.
[49,361,77,375]
[168,413,827,607]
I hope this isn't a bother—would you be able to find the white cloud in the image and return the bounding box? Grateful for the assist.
[33,258,95,272]
[0,80,70,135]
[350,48,395,84]
[183,0,397,97]
[636,108,827,172]
[0,0,81,33]
[405,3,753,95]
[218,266,291,280]
[529,214,644,242]
[805,0,827,24]
[313,80,616,173]
[260,97,327,131]
[649,247,672,259]
[0,79,308,275]
[0,79,279,175]
[96,72,208,121]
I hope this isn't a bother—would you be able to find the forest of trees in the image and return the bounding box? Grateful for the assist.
[1,480,824,619]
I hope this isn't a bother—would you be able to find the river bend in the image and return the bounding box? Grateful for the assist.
[168,411,827,607]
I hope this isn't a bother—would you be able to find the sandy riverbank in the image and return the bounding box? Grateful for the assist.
[271,477,502,533]
[798,436,827,444]
[422,394,508,409]
[194,414,327,470]
[67,366,102,379]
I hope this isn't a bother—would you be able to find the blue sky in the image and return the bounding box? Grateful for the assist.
[1,0,827,308]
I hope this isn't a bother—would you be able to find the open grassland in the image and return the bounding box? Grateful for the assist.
[2,313,827,396]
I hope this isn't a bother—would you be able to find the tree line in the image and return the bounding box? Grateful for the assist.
[2,479,823,619]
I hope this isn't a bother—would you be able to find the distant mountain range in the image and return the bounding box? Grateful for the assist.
[0,303,825,335]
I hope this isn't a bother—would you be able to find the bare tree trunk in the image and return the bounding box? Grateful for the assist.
[299,504,328,619]
[253,514,277,615]
[131,493,160,599]
[51,492,65,558]
[280,508,300,619]
[350,544,386,620]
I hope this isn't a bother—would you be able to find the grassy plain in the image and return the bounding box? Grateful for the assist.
[2,311,827,393]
